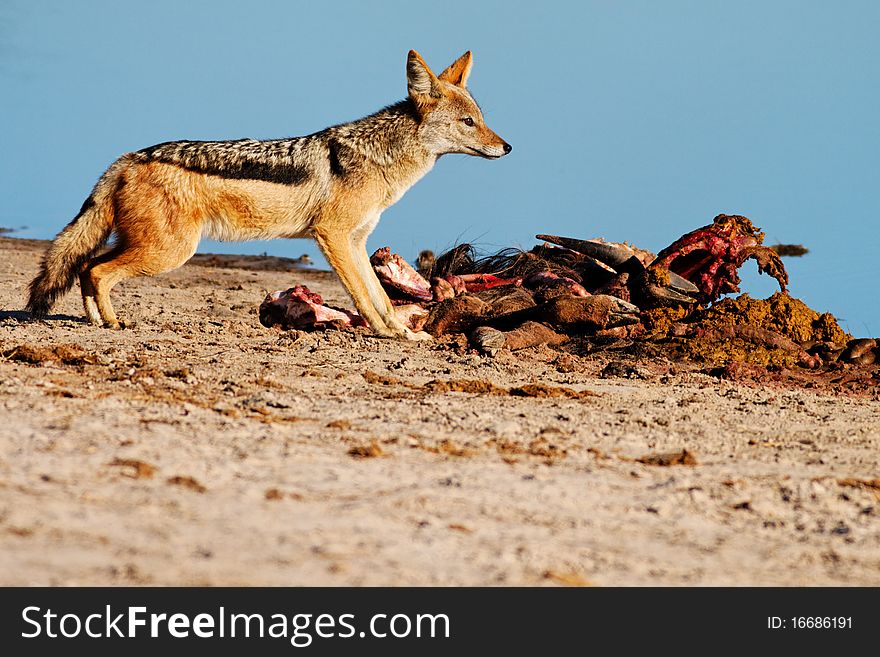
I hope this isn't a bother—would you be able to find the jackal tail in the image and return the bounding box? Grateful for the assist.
[26,159,127,317]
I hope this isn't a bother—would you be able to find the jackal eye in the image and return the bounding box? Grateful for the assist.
[461,117,475,127]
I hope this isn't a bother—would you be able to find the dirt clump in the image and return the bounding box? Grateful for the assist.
[3,343,96,366]
[108,458,157,479]
[348,441,384,458]
[693,292,849,345]
[637,450,698,466]
[642,292,851,368]
[167,476,207,493]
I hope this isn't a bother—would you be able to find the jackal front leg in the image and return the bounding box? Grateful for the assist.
[350,232,431,341]
[312,228,399,338]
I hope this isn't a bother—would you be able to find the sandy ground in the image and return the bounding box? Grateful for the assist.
[1,236,878,586]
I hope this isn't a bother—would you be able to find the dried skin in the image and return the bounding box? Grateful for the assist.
[592,272,631,303]
[470,321,566,353]
[523,271,589,301]
[851,351,877,366]
[502,321,567,351]
[481,295,638,334]
[469,326,506,355]
[533,295,638,329]
[474,286,537,315]
[423,295,488,337]
[840,339,877,364]
[531,279,588,304]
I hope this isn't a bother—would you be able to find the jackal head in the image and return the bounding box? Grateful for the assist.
[407,50,511,160]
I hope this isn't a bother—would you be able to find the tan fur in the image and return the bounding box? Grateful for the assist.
[26,50,510,338]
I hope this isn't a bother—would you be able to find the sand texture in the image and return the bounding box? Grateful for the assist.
[1,237,878,586]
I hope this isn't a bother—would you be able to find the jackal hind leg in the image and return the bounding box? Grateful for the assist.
[83,228,200,329]
[81,246,136,329]
[78,271,102,325]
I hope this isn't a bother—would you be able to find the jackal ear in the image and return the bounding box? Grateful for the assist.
[438,51,473,88]
[407,50,440,105]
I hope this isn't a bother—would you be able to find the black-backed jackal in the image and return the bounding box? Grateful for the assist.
[27,50,510,339]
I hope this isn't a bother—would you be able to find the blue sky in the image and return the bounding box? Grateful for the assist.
[2,1,878,335]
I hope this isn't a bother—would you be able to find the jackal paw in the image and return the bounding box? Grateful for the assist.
[403,329,432,342]
[382,315,431,341]
[103,319,136,330]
